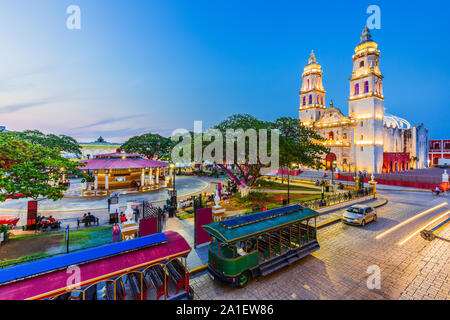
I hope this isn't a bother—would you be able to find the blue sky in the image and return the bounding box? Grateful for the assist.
[0,0,448,142]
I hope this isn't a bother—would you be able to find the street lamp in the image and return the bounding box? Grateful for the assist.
[169,163,177,216]
[331,160,337,186]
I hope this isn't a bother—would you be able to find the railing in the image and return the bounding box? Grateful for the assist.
[300,187,374,210]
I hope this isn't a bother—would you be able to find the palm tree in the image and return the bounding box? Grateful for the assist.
[410,156,419,170]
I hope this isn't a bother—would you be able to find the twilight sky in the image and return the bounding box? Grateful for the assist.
[0,0,448,142]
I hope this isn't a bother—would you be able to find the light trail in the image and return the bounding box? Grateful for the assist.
[398,210,450,246]
[375,202,448,240]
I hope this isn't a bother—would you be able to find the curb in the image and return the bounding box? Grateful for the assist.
[377,188,431,193]
[189,265,207,275]
[317,198,388,229]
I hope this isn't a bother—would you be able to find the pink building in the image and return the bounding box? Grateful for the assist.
[429,139,450,166]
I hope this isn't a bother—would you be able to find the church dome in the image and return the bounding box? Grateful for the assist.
[384,114,411,129]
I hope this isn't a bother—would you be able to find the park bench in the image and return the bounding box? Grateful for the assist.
[77,216,99,229]
[167,259,186,294]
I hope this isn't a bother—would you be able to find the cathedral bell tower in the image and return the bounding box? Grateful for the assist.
[299,51,326,125]
[348,27,384,173]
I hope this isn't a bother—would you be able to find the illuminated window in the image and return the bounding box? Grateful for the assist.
[309,95,312,104]
[364,81,369,93]
[354,83,359,95]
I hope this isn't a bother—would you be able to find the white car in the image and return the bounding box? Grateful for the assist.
[342,204,377,226]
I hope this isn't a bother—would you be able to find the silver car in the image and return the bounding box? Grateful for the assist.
[342,204,377,226]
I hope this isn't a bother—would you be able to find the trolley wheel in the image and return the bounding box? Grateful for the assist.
[238,271,251,288]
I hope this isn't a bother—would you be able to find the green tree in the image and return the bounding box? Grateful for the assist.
[14,130,82,158]
[273,117,329,169]
[0,133,85,202]
[121,133,174,160]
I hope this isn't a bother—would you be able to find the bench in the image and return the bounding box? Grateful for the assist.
[104,281,115,300]
[84,284,97,300]
[167,260,186,294]
[125,273,141,300]
[118,279,127,300]
[147,265,168,300]
[77,216,99,229]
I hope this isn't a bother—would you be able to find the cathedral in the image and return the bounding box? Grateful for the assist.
[298,27,428,174]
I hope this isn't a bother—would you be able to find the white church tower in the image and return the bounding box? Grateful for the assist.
[348,27,385,173]
[299,51,326,125]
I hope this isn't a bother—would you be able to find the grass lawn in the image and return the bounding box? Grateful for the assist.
[254,179,319,191]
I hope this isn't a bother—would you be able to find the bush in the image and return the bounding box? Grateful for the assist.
[0,225,11,241]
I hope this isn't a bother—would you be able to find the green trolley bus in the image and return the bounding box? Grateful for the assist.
[203,204,320,287]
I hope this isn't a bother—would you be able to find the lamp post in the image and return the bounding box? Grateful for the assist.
[287,165,290,204]
[331,160,337,186]
[169,163,177,216]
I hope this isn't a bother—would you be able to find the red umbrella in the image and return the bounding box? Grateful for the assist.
[0,216,20,226]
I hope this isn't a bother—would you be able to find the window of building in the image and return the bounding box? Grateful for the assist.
[361,135,364,140]
[309,95,312,104]
[307,79,310,90]
[360,61,364,68]
[360,146,364,152]
[364,81,369,93]
[328,131,334,140]
[354,83,359,95]
[360,121,364,127]
[343,133,347,139]
[316,96,320,104]
[303,96,306,106]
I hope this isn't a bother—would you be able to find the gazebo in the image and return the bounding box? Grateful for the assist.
[79,149,172,197]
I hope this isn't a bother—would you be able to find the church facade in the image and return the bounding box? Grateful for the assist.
[299,27,428,174]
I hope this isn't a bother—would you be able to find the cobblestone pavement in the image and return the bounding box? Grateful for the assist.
[190,190,450,300]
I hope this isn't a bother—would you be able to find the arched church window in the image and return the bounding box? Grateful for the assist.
[364,81,369,93]
[354,83,359,95]
[309,95,312,104]
[320,96,323,105]
[307,79,310,90]
[328,131,334,140]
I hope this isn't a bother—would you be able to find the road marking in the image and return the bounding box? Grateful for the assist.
[375,202,448,240]
[398,210,450,246]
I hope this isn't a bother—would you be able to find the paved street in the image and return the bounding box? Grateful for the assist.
[190,190,450,300]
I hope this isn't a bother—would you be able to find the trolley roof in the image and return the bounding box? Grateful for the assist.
[203,205,319,244]
[0,231,191,300]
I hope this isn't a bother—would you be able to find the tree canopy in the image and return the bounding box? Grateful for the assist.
[13,130,82,158]
[121,133,174,160]
[179,114,329,188]
[0,132,85,201]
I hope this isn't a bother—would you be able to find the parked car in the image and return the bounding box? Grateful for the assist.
[342,204,377,226]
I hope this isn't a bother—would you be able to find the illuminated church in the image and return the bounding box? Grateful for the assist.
[298,27,428,174]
